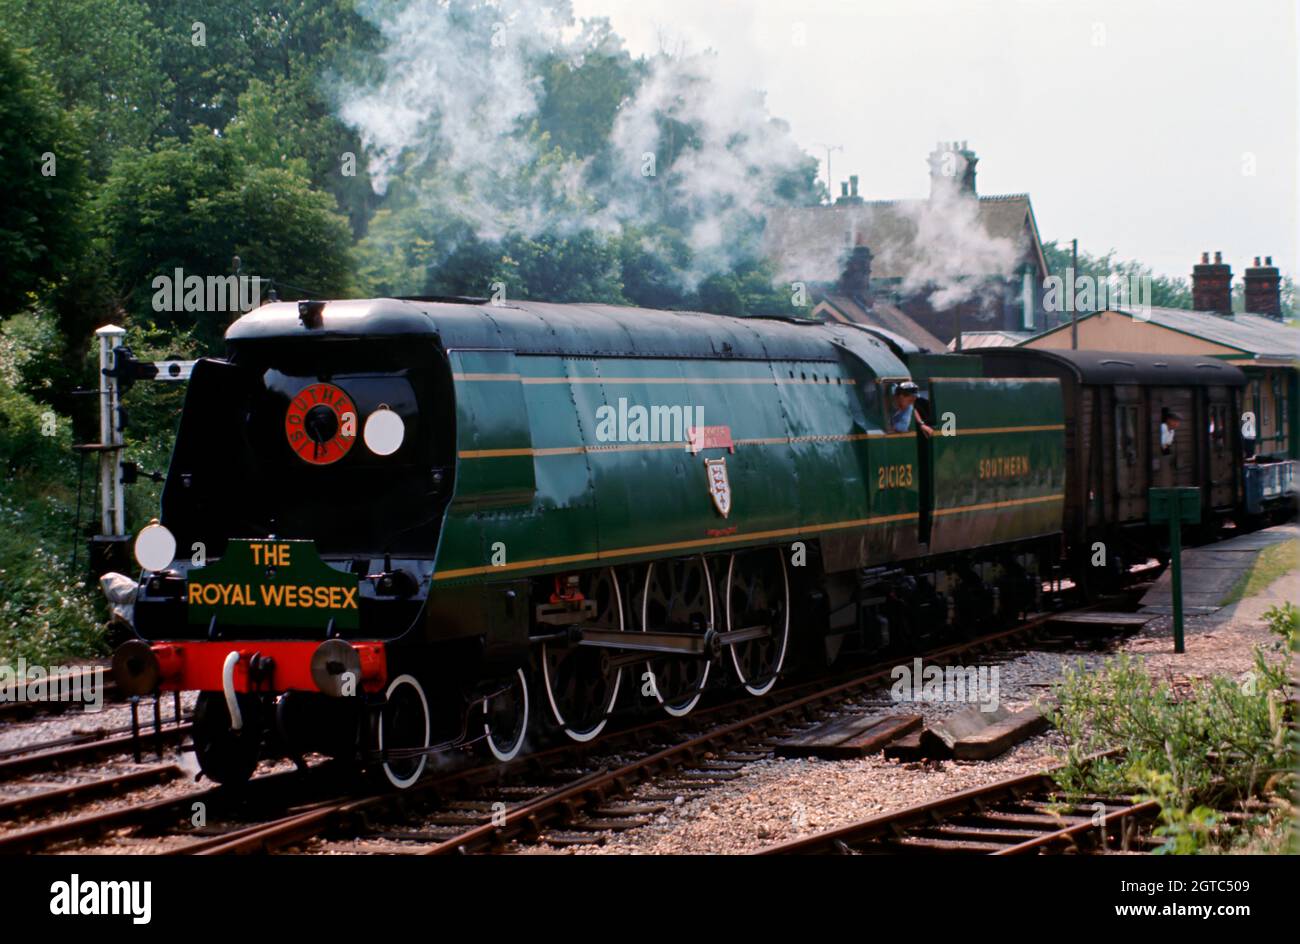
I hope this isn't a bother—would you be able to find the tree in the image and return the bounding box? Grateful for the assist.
[228,74,378,236]
[144,0,380,142]
[536,21,640,160]
[0,0,167,176]
[0,33,89,316]
[1042,241,1193,311]
[96,133,355,348]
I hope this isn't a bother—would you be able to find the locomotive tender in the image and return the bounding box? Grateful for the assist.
[110,297,1254,787]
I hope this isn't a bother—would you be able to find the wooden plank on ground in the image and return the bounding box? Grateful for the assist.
[821,714,923,759]
[775,712,921,759]
[883,730,927,761]
[950,707,1050,761]
[775,713,884,754]
[927,705,1012,749]
[1048,612,1154,630]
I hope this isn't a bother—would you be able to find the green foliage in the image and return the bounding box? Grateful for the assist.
[0,33,90,317]
[1051,652,1296,854]
[536,23,641,160]
[0,309,67,400]
[695,258,811,318]
[0,0,167,174]
[1041,240,1193,310]
[430,230,626,303]
[0,377,103,667]
[1263,602,1298,649]
[144,0,381,143]
[96,133,355,349]
[227,73,378,236]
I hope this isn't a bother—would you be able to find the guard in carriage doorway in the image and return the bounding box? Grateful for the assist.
[1160,408,1181,455]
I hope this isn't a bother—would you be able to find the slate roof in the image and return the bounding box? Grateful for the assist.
[765,194,1046,284]
[1025,306,1300,360]
[813,294,946,353]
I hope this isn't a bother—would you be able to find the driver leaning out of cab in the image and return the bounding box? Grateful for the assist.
[890,381,935,437]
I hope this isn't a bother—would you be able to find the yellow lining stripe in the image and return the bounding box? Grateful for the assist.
[432,511,918,580]
[456,426,1062,459]
[449,372,522,382]
[951,424,1065,435]
[933,493,1064,516]
[929,377,1061,383]
[877,424,1064,439]
[458,432,879,459]
[451,372,853,386]
[432,493,1064,580]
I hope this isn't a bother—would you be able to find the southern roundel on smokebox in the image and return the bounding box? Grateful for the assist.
[284,382,357,465]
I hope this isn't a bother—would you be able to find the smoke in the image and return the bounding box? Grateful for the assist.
[338,0,814,286]
[338,0,582,234]
[602,49,812,276]
[896,163,1018,312]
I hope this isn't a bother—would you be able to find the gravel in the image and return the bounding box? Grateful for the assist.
[531,566,1298,855]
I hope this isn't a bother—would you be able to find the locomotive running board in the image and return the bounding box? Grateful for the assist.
[530,624,772,659]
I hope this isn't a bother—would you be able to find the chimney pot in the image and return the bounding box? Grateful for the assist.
[837,242,873,306]
[1244,254,1283,319]
[841,181,848,197]
[849,175,859,197]
[1192,252,1233,316]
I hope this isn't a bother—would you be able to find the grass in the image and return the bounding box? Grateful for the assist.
[1220,539,1299,606]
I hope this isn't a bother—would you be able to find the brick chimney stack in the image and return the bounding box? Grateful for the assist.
[1243,255,1282,319]
[1191,251,1233,316]
[837,234,873,306]
[834,175,864,206]
[928,141,978,200]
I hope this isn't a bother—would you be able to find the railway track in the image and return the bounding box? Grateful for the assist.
[0,572,1152,854]
[0,703,189,780]
[153,606,1107,855]
[755,765,1160,855]
[0,666,119,722]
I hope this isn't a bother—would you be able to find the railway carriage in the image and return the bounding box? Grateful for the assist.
[109,298,1117,788]
[975,348,1248,587]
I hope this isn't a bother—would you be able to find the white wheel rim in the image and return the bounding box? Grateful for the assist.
[484,668,530,762]
[541,568,624,742]
[641,557,714,717]
[379,674,430,789]
[726,550,790,697]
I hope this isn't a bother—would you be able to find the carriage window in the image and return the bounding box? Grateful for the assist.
[1116,404,1138,465]
[1210,404,1227,451]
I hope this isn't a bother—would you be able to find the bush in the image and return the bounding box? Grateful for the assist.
[1051,650,1295,854]
[0,376,104,666]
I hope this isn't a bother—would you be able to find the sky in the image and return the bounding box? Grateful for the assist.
[571,0,1298,280]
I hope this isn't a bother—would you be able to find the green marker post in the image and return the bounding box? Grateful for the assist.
[1148,487,1201,654]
